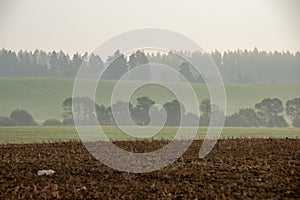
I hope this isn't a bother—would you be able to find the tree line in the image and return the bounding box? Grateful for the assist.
[0,48,299,83]
[1,97,300,127]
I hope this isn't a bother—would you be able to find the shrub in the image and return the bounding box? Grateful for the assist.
[62,118,74,125]
[225,108,261,127]
[10,109,38,126]
[43,119,62,126]
[0,116,16,126]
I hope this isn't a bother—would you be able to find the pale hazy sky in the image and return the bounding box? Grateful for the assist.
[0,0,299,54]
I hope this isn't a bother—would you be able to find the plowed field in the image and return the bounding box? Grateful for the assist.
[0,139,299,199]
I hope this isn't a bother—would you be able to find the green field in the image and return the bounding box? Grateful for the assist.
[0,77,300,122]
[0,126,299,144]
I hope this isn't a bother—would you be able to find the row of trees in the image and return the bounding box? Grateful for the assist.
[0,49,102,77]
[1,48,299,83]
[60,96,300,127]
[1,97,299,127]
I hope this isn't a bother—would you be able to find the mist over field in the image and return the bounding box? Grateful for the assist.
[0,48,299,124]
[0,0,299,199]
[0,78,299,122]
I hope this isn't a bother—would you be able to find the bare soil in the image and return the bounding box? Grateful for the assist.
[0,139,299,199]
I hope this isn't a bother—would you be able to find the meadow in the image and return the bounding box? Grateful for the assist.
[0,77,299,123]
[0,126,299,144]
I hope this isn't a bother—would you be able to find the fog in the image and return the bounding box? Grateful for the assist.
[0,0,299,54]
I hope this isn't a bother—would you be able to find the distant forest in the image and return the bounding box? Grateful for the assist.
[0,48,299,83]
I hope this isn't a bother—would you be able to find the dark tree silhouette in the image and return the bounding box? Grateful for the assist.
[111,100,134,125]
[10,109,38,126]
[286,98,300,127]
[62,97,100,125]
[131,96,155,126]
[102,50,128,80]
[0,48,299,82]
[179,62,195,82]
[255,98,288,127]
[128,50,150,80]
[163,100,185,126]
[43,119,62,126]
[0,116,16,126]
[225,108,261,127]
[199,99,225,126]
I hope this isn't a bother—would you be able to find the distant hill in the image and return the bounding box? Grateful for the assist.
[0,77,299,122]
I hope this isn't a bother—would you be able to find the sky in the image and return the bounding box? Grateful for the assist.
[0,0,299,54]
